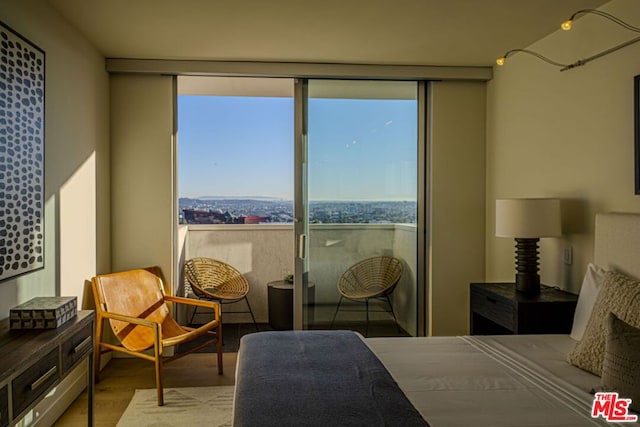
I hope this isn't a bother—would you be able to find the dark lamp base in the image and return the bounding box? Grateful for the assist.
[514,237,541,295]
[516,273,540,294]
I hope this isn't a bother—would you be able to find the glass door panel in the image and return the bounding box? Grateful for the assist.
[297,79,419,336]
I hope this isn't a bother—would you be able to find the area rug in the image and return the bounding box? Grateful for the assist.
[117,386,234,427]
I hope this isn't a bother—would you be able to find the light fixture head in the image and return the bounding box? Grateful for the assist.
[496,56,506,66]
[561,19,573,31]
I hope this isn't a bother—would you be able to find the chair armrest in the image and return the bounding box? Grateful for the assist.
[166,295,219,309]
[100,311,159,330]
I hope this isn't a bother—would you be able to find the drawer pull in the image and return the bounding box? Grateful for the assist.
[31,366,57,391]
[73,336,92,354]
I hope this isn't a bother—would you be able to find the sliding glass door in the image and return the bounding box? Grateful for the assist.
[295,80,421,336]
[177,76,424,336]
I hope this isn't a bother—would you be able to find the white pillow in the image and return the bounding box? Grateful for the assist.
[570,263,606,341]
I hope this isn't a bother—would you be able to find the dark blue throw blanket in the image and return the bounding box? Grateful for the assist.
[233,330,429,427]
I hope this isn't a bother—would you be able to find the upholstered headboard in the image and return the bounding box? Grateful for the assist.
[594,212,640,280]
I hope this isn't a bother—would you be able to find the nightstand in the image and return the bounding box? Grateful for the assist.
[470,282,578,335]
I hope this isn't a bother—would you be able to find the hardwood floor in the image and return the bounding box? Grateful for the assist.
[55,320,403,426]
[54,352,237,426]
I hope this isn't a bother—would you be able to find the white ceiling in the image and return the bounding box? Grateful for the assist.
[47,0,608,67]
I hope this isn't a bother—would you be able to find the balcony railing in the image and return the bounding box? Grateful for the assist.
[179,223,418,336]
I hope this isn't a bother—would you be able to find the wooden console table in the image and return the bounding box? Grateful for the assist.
[0,310,94,426]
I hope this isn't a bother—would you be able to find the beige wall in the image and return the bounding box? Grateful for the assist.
[429,80,487,336]
[486,0,640,293]
[110,75,175,288]
[391,225,418,335]
[0,0,110,424]
[0,0,110,315]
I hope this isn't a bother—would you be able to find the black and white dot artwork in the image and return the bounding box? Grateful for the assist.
[0,21,45,282]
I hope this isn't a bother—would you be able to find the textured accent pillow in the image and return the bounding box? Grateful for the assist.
[568,271,640,376]
[570,263,606,341]
[601,313,640,412]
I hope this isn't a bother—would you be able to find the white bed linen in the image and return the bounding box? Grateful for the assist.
[366,335,638,427]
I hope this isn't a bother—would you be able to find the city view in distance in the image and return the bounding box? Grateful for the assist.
[179,197,416,225]
[177,81,418,227]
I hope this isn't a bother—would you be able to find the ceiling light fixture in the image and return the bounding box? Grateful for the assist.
[495,49,568,68]
[497,8,640,72]
[561,8,640,33]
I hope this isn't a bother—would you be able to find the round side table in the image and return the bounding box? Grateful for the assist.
[267,280,315,330]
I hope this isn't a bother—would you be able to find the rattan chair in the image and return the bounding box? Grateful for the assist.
[330,256,403,336]
[184,257,258,331]
[91,266,222,406]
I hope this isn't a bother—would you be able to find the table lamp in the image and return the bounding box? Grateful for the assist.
[495,198,561,294]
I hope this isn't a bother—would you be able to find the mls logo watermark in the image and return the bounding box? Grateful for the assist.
[591,392,638,422]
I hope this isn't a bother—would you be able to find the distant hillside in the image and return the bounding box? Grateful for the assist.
[183,196,290,201]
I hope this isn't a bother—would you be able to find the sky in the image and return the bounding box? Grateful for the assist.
[178,96,293,199]
[178,93,417,201]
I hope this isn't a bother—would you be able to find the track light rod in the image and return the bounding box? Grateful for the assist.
[560,35,640,71]
[496,49,568,68]
[497,8,640,72]
[561,9,640,33]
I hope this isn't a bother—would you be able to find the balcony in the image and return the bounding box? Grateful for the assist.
[178,223,418,337]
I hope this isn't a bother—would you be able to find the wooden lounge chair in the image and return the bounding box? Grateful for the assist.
[91,266,223,406]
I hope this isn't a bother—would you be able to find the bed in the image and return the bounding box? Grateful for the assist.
[234,213,640,426]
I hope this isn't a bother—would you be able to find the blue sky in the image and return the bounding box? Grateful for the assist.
[178,94,417,201]
[178,96,293,199]
[308,98,417,201]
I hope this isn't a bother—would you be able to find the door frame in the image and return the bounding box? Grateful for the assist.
[292,78,428,335]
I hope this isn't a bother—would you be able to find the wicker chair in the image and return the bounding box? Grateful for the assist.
[184,257,258,331]
[330,256,403,336]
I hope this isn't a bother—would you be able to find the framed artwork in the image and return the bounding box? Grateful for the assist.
[636,74,640,195]
[0,21,45,282]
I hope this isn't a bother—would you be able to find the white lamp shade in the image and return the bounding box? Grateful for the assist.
[496,198,561,238]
